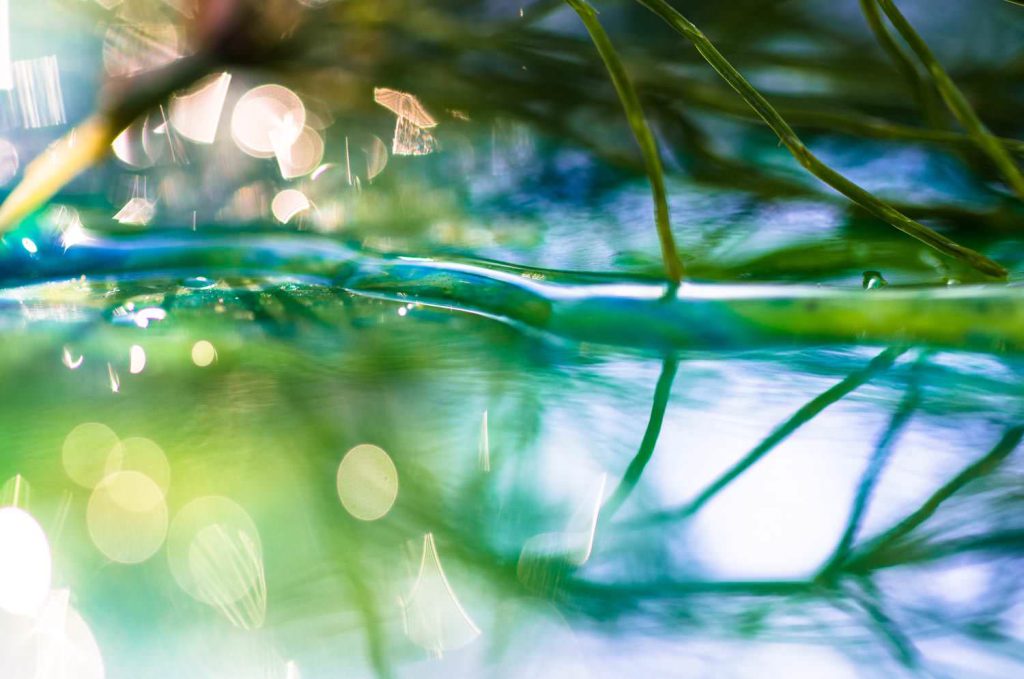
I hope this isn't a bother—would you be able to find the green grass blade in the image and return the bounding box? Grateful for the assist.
[631,0,1008,279]
[566,0,684,284]
[874,0,1024,199]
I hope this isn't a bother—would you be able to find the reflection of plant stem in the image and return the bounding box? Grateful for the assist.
[564,577,815,599]
[846,579,923,670]
[630,0,1008,278]
[861,529,1024,569]
[633,347,905,526]
[602,356,679,520]
[845,425,1024,574]
[818,355,924,581]
[567,0,684,284]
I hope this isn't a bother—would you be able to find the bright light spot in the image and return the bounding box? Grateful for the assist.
[479,410,490,472]
[167,496,266,629]
[113,196,156,225]
[0,137,18,185]
[107,363,120,393]
[518,473,606,585]
[12,56,66,128]
[132,307,166,328]
[0,0,10,91]
[111,120,152,169]
[62,422,120,489]
[61,346,84,369]
[402,533,480,656]
[20,237,37,254]
[169,72,231,144]
[736,644,858,679]
[103,21,180,78]
[0,507,51,616]
[58,211,92,249]
[87,471,168,564]
[690,439,851,579]
[310,163,333,181]
[365,134,388,180]
[191,340,216,367]
[928,561,992,606]
[231,84,305,159]
[0,474,28,508]
[271,189,311,224]
[129,344,146,374]
[336,444,399,521]
[274,125,324,179]
[373,87,437,128]
[392,116,438,156]
[106,437,170,493]
[397,306,407,317]
[373,87,438,156]
[5,589,107,679]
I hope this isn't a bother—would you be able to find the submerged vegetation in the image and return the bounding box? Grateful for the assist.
[0,1,1023,677]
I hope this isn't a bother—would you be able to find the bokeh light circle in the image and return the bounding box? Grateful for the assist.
[167,496,264,608]
[336,444,399,521]
[231,85,306,159]
[87,471,168,564]
[0,507,52,616]
[62,423,120,489]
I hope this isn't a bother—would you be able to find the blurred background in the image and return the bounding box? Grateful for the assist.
[0,1,1023,678]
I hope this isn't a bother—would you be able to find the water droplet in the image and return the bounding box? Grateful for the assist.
[861,271,887,290]
[183,276,216,290]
